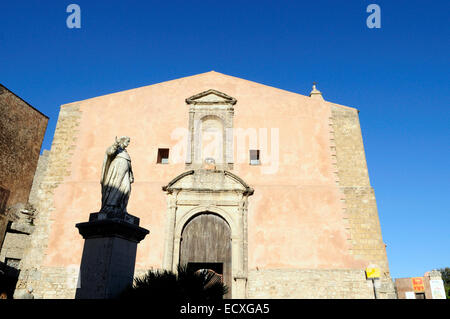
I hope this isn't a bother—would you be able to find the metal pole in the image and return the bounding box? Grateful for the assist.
[372,278,377,299]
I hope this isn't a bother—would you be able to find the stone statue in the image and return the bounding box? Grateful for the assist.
[100,136,134,216]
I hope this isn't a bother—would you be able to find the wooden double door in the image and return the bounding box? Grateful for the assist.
[179,213,232,298]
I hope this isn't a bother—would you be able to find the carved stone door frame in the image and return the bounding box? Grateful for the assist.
[162,170,253,298]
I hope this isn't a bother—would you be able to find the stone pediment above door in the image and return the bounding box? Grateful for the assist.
[162,170,254,196]
[185,89,237,105]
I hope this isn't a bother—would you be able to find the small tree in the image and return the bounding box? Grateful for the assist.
[119,264,228,302]
[437,267,450,299]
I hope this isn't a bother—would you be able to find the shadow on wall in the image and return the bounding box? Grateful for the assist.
[0,186,9,215]
[0,186,10,251]
[0,261,20,299]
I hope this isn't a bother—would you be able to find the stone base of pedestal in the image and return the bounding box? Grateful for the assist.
[75,212,149,299]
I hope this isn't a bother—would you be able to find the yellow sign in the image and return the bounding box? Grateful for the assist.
[366,268,380,279]
[412,277,425,292]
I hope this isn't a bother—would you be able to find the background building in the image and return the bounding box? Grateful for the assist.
[0,84,48,298]
[395,270,447,299]
[14,71,396,298]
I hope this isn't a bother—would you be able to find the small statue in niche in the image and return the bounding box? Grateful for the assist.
[100,136,134,216]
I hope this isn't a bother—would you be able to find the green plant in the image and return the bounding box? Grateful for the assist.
[437,267,450,299]
[119,264,228,302]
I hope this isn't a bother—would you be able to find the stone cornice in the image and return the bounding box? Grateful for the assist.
[162,170,254,196]
[76,217,149,243]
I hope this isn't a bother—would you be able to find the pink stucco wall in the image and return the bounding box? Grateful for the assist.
[43,71,364,270]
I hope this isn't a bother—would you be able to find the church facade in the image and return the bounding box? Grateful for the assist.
[15,71,396,298]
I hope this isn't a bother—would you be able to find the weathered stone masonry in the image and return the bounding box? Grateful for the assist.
[14,103,82,298]
[247,269,374,299]
[330,104,395,298]
[0,84,48,251]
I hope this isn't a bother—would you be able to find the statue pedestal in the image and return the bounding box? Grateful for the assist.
[75,212,149,299]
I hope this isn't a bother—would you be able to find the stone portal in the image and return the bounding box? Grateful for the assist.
[162,169,253,298]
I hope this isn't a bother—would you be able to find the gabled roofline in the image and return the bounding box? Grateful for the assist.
[57,70,358,112]
[0,83,49,119]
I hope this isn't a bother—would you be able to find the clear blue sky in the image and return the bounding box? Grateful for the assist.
[0,0,448,279]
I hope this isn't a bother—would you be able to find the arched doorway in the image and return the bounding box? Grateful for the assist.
[179,213,232,298]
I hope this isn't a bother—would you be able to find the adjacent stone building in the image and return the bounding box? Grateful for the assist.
[395,270,447,299]
[0,84,48,297]
[15,71,396,298]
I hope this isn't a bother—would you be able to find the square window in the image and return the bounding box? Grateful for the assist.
[249,149,260,165]
[157,148,169,164]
